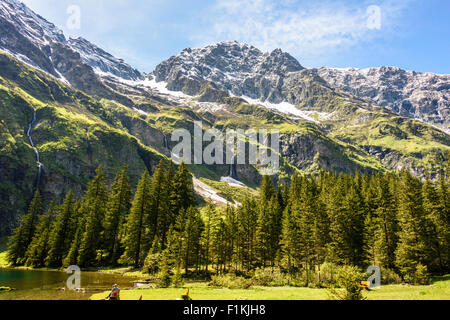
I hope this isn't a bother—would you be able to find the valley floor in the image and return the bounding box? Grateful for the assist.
[90,276,450,301]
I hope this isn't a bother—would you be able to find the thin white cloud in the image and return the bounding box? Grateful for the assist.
[191,0,414,62]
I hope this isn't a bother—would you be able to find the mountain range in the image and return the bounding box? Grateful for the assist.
[0,0,448,235]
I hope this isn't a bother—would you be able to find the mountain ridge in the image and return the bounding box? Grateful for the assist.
[0,0,449,236]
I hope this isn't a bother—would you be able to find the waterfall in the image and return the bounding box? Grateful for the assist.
[163,134,169,150]
[229,155,237,180]
[220,154,245,187]
[26,108,42,187]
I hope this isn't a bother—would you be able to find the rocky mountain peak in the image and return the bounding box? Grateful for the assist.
[0,0,66,45]
[0,0,142,82]
[68,36,143,81]
[152,41,304,101]
[318,66,450,132]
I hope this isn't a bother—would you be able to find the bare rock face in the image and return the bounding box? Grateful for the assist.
[153,41,304,102]
[317,67,450,133]
[68,37,143,81]
[0,0,142,83]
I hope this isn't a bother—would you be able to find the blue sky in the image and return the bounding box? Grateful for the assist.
[21,0,450,74]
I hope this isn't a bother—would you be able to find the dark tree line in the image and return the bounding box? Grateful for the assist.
[7,159,449,285]
[7,160,195,270]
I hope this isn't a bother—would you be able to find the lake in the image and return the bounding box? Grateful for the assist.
[0,268,138,300]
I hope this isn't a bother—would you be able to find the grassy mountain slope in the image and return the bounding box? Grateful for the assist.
[0,52,166,234]
[1,50,449,235]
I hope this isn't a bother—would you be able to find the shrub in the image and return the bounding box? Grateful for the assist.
[143,253,161,274]
[316,262,340,287]
[156,265,172,288]
[251,268,290,287]
[172,270,185,288]
[414,264,430,285]
[209,274,252,289]
[328,266,366,300]
[381,268,403,285]
[288,270,316,288]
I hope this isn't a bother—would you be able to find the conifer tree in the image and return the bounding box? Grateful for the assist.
[223,205,238,271]
[165,209,185,273]
[326,174,348,265]
[363,175,379,266]
[395,170,428,281]
[268,193,283,266]
[373,175,398,269]
[259,175,274,204]
[25,200,57,267]
[77,166,108,267]
[423,175,449,272]
[237,197,258,271]
[437,172,450,271]
[147,160,170,253]
[170,162,195,217]
[255,201,272,267]
[181,207,204,273]
[7,190,42,265]
[102,165,131,265]
[160,160,176,248]
[344,180,366,266]
[201,202,221,273]
[46,191,76,267]
[121,171,151,268]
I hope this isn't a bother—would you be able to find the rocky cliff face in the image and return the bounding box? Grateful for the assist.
[0,0,141,85]
[68,37,143,81]
[317,67,450,133]
[153,41,304,102]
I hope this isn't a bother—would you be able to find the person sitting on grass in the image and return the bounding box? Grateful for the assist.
[181,288,192,301]
[106,284,120,300]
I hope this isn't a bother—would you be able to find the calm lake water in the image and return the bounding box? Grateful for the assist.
[0,268,138,300]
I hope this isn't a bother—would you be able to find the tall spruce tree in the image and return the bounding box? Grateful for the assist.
[147,160,170,253]
[423,175,449,273]
[395,170,428,280]
[121,171,151,268]
[237,197,258,271]
[223,205,238,271]
[25,200,57,267]
[170,162,195,217]
[437,172,450,271]
[7,190,42,265]
[181,207,204,273]
[63,217,85,267]
[201,202,221,273]
[45,191,76,267]
[160,160,176,249]
[373,175,398,269]
[77,166,108,267]
[102,165,131,265]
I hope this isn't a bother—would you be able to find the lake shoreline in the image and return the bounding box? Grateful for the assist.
[0,268,141,300]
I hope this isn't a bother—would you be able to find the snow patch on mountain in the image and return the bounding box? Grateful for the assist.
[68,37,142,81]
[143,78,191,98]
[193,178,237,206]
[240,95,319,123]
[220,176,246,187]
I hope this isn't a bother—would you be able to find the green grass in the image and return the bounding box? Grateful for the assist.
[90,276,450,301]
[0,252,9,268]
[90,284,330,301]
[0,237,9,268]
[365,275,450,300]
[96,266,150,278]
